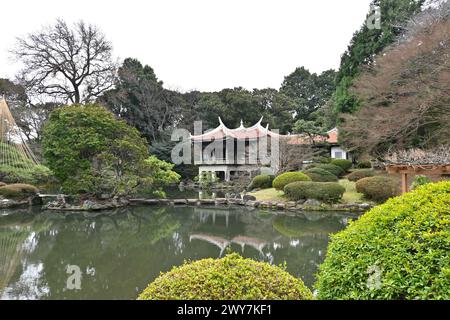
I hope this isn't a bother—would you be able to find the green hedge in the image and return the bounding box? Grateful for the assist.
[247,175,274,190]
[316,164,344,177]
[0,165,53,185]
[315,181,450,300]
[0,183,39,199]
[356,176,400,202]
[304,168,338,182]
[138,253,313,300]
[272,172,311,190]
[284,181,345,203]
[346,169,375,182]
[330,159,352,172]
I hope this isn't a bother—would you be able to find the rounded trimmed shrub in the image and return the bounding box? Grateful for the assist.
[330,159,352,172]
[346,169,376,182]
[0,183,39,199]
[304,168,338,182]
[138,253,313,300]
[0,182,6,187]
[356,176,400,202]
[247,175,274,190]
[316,164,344,177]
[315,181,450,300]
[272,172,311,190]
[356,160,372,169]
[284,181,345,203]
[304,163,318,170]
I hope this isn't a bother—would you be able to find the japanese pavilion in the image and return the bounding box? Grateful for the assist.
[190,117,348,181]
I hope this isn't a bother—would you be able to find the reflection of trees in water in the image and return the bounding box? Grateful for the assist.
[0,210,53,296]
[1,207,182,299]
[269,213,356,287]
[272,213,348,238]
[1,206,355,298]
[0,228,29,293]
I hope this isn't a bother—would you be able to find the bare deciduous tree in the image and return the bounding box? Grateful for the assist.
[340,3,450,157]
[12,19,116,104]
[277,137,316,173]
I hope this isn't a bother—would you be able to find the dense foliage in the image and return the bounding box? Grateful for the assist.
[0,142,53,184]
[316,181,450,300]
[284,181,345,203]
[356,176,400,202]
[346,169,376,182]
[304,168,338,182]
[411,175,432,190]
[272,172,311,190]
[280,67,336,120]
[247,175,274,190]
[100,58,184,142]
[333,0,425,115]
[356,160,372,169]
[315,164,344,177]
[330,159,352,172]
[42,104,179,195]
[138,253,313,300]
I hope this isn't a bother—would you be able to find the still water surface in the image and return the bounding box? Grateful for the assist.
[0,206,356,299]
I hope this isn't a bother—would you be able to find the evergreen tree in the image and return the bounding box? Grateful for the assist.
[333,0,425,115]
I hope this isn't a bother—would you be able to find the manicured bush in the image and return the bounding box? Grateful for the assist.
[0,183,39,199]
[315,181,450,300]
[272,172,311,190]
[330,159,352,172]
[356,176,400,202]
[317,156,332,164]
[304,163,318,170]
[247,175,274,190]
[316,164,345,177]
[0,182,6,187]
[356,160,372,169]
[346,169,376,182]
[284,181,345,203]
[138,253,313,300]
[304,168,338,182]
[0,164,53,185]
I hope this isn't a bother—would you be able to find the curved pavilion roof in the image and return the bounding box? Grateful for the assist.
[190,117,282,142]
[190,117,339,145]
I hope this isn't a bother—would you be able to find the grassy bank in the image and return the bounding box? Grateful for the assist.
[248,179,364,204]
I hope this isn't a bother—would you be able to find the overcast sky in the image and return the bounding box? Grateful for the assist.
[0,0,373,92]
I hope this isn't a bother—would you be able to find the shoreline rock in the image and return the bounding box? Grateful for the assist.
[0,195,42,209]
[128,197,373,213]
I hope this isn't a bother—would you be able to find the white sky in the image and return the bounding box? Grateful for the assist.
[0,0,373,92]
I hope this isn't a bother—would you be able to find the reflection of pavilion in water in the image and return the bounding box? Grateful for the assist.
[189,233,267,257]
[194,207,234,228]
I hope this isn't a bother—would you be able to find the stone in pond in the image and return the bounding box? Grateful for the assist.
[243,194,256,202]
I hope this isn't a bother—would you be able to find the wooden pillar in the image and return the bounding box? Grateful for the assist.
[401,172,408,194]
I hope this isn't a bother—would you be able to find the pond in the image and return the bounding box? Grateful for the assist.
[0,205,358,300]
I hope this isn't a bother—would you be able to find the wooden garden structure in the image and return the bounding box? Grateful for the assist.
[386,164,450,193]
[384,147,450,193]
